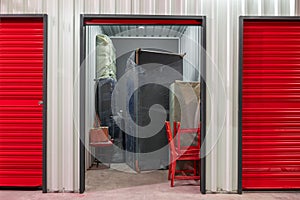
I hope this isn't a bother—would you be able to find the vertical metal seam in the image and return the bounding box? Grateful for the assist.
[79,14,86,194]
[201,15,207,195]
[43,14,48,193]
[57,0,63,190]
[237,16,244,195]
[296,0,300,15]
[274,0,279,16]
[225,1,233,192]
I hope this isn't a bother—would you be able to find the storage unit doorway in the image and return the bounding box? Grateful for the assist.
[238,16,300,193]
[80,15,206,193]
[0,15,47,191]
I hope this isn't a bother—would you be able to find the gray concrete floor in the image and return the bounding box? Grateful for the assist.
[86,163,177,191]
[1,186,299,200]
[0,187,299,200]
[0,166,299,200]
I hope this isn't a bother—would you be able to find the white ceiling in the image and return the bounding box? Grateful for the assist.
[100,25,187,37]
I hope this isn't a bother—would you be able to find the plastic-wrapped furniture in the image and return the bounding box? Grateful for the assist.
[125,49,184,171]
[169,81,200,132]
[96,34,116,80]
[165,121,200,187]
[95,78,116,137]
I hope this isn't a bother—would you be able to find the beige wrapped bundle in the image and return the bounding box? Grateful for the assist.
[170,81,200,130]
[96,34,116,79]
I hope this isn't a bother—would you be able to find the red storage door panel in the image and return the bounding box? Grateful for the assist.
[242,20,300,189]
[0,17,44,187]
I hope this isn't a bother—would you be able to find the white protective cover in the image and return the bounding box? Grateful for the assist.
[96,34,116,79]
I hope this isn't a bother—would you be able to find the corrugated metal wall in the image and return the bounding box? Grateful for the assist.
[0,0,79,192]
[0,0,296,193]
[180,27,201,81]
[85,26,102,170]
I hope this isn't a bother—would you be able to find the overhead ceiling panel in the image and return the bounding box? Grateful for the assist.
[100,25,187,37]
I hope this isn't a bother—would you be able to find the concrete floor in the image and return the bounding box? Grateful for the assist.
[0,166,299,200]
[1,186,300,200]
[86,164,172,191]
[1,187,299,200]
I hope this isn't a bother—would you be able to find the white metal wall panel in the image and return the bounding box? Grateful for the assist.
[45,0,59,192]
[85,26,103,170]
[180,27,201,81]
[73,0,83,192]
[139,0,155,14]
[100,0,115,14]
[131,0,140,14]
[60,0,74,191]
[0,0,79,192]
[155,0,171,15]
[0,0,296,193]
[116,0,131,14]
[84,0,100,13]
[171,0,185,15]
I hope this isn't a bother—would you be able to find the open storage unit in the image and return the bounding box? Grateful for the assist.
[239,17,300,192]
[80,15,206,193]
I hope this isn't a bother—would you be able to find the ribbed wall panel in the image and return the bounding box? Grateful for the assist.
[0,0,296,193]
[242,20,300,189]
[0,17,44,187]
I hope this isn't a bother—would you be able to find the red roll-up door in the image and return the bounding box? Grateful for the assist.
[0,16,45,187]
[241,19,300,189]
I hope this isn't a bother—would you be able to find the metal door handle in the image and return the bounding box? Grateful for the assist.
[38,101,44,105]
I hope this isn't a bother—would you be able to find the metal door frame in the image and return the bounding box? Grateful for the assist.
[80,14,206,194]
[238,16,300,194]
[0,14,47,192]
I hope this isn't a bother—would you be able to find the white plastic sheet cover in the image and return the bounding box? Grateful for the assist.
[96,34,117,79]
[170,81,200,128]
[169,81,200,147]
